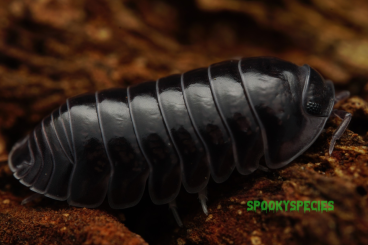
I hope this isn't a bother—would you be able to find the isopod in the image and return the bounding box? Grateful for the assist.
[8,57,351,226]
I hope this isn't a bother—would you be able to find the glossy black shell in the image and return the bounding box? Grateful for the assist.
[8,57,335,208]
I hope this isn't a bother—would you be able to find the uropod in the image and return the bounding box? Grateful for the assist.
[8,57,351,226]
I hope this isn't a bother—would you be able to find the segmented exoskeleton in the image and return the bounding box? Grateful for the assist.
[8,57,351,226]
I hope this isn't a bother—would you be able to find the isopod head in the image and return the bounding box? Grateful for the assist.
[239,57,335,169]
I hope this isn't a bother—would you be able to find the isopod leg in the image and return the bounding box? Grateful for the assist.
[169,200,183,227]
[257,164,270,172]
[21,193,43,205]
[198,188,208,216]
[334,90,350,104]
[329,109,352,155]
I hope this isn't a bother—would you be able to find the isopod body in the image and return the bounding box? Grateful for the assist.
[8,57,344,212]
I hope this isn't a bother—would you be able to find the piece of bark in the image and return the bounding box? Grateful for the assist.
[0,163,147,245]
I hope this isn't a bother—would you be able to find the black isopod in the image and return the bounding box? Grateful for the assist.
[8,57,351,226]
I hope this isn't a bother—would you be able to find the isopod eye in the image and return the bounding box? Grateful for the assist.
[306,101,322,115]
[302,66,334,117]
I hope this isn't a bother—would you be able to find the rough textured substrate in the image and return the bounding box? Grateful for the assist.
[0,158,147,244]
[0,183,147,245]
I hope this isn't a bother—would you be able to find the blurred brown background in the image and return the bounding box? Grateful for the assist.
[1,1,368,244]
